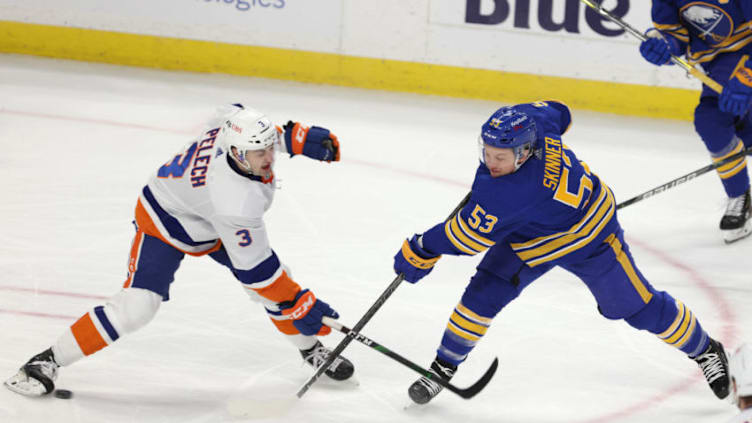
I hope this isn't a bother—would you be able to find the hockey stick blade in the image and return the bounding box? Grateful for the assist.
[323,317,499,400]
[446,357,499,399]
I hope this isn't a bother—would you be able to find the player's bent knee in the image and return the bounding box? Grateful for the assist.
[694,98,736,151]
[624,290,675,334]
[106,288,162,334]
[461,269,521,317]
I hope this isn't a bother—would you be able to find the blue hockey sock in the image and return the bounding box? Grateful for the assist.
[656,300,710,357]
[625,291,710,357]
[712,138,750,198]
[436,302,492,366]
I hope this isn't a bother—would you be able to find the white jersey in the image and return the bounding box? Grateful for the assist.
[725,408,752,423]
[135,108,293,294]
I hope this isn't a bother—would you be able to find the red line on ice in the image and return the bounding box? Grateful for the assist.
[0,308,76,320]
[0,108,464,188]
[0,108,194,135]
[0,286,108,300]
[576,238,737,423]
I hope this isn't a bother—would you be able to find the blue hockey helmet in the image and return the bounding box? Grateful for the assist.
[478,107,538,171]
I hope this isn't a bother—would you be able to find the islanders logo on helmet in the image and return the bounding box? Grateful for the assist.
[480,107,537,149]
[218,106,277,173]
[680,4,732,45]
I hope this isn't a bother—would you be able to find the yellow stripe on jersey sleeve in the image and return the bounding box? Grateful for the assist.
[444,214,495,255]
[456,215,495,247]
[444,219,478,255]
[652,23,689,42]
[653,23,686,32]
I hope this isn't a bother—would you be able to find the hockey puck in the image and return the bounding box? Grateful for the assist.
[54,389,73,399]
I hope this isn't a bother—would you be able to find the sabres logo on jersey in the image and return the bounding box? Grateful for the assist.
[680,3,733,44]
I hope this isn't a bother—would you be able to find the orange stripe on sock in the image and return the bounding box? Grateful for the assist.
[252,271,301,302]
[71,313,108,356]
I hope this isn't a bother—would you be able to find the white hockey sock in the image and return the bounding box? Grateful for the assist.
[286,334,318,351]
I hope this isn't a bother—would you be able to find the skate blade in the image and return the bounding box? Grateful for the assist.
[3,371,48,397]
[722,220,752,244]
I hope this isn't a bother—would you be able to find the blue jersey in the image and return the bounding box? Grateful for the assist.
[422,101,618,268]
[651,0,752,63]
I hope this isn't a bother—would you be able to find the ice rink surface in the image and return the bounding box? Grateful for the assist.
[0,54,750,423]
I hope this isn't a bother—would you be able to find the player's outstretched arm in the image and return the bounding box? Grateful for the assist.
[283,121,340,162]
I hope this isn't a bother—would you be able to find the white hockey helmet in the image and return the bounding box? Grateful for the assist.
[731,343,752,401]
[218,105,278,172]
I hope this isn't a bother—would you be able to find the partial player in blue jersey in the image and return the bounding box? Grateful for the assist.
[639,0,752,243]
[394,101,731,405]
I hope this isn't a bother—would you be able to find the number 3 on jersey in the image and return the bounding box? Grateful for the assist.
[553,147,593,209]
[236,229,252,247]
[158,142,198,178]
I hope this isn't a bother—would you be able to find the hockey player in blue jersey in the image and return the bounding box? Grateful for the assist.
[639,0,752,243]
[394,101,731,405]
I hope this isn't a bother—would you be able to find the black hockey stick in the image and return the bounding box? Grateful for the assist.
[617,146,752,210]
[295,272,405,398]
[579,0,723,93]
[322,316,498,399]
[296,192,472,398]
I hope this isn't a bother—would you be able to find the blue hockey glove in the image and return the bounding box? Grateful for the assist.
[283,121,340,162]
[639,29,681,66]
[720,56,752,116]
[280,289,339,336]
[394,235,441,283]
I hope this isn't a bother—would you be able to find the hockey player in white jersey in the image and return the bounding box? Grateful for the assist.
[4,103,353,397]
[728,344,752,423]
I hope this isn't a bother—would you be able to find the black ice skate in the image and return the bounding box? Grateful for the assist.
[300,341,354,381]
[720,188,751,243]
[408,357,457,405]
[693,338,731,399]
[4,348,59,397]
